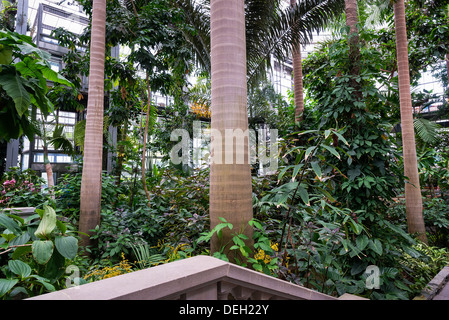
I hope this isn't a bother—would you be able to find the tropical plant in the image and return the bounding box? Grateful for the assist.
[208,0,254,261]
[79,0,107,249]
[197,217,280,275]
[393,0,427,243]
[0,205,79,299]
[176,0,344,89]
[0,167,46,208]
[0,29,73,141]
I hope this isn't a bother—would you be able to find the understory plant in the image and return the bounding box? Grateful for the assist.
[0,168,47,208]
[252,121,424,299]
[0,205,80,299]
[197,217,280,275]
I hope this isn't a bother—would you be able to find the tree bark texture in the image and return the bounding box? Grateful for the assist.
[209,0,253,259]
[79,0,107,248]
[290,0,305,124]
[345,0,361,93]
[393,0,427,243]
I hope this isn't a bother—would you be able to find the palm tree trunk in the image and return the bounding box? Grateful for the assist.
[290,0,305,124]
[345,0,358,36]
[79,0,107,248]
[393,0,427,243]
[210,0,253,260]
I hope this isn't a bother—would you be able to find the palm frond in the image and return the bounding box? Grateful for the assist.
[50,124,76,156]
[130,243,166,269]
[246,0,345,86]
[414,117,440,145]
[172,0,211,74]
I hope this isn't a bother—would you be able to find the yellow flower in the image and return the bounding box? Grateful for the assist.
[84,253,133,281]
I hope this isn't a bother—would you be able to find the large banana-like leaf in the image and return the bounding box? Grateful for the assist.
[0,72,31,117]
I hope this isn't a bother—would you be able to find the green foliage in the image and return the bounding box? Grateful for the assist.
[0,167,46,208]
[253,127,427,299]
[197,217,280,275]
[0,205,79,299]
[89,206,163,261]
[0,29,73,141]
[400,242,449,293]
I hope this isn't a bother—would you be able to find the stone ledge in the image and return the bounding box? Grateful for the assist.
[413,266,449,300]
[28,255,341,300]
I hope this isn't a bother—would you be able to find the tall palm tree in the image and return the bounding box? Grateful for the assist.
[393,0,427,243]
[79,0,107,248]
[177,0,343,90]
[209,0,253,258]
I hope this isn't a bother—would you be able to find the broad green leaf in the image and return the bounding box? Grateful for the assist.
[0,73,31,117]
[351,261,368,276]
[253,263,263,272]
[356,235,369,251]
[32,240,54,264]
[249,219,263,230]
[8,260,31,278]
[29,275,55,292]
[1,233,16,242]
[55,236,78,260]
[0,213,21,235]
[348,168,361,181]
[0,45,13,64]
[11,245,32,259]
[9,232,30,246]
[34,205,56,239]
[56,219,67,234]
[39,65,73,87]
[0,279,18,298]
[369,239,383,255]
[16,43,50,60]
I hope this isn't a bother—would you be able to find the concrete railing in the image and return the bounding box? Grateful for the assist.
[29,255,364,300]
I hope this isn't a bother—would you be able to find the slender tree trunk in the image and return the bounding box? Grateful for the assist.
[141,72,151,207]
[345,0,361,92]
[446,53,449,82]
[290,0,305,124]
[393,0,427,243]
[210,0,253,261]
[79,0,107,249]
[43,146,55,200]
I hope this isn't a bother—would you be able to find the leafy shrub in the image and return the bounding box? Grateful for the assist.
[0,205,80,299]
[89,206,163,261]
[84,252,134,282]
[197,218,281,275]
[400,243,449,293]
[55,171,125,223]
[0,168,47,208]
